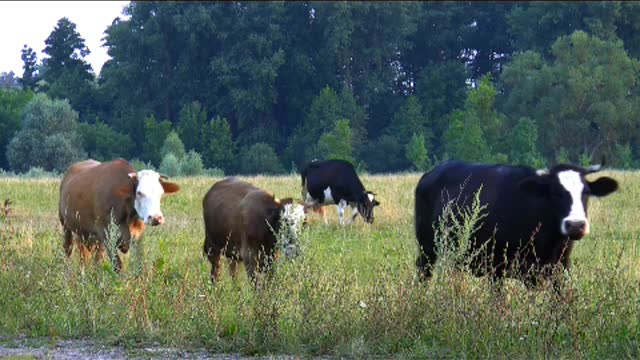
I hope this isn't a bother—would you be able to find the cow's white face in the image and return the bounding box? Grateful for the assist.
[279,203,306,258]
[128,170,173,226]
[520,166,617,240]
[557,170,589,239]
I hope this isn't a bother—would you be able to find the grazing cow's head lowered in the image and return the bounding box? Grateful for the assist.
[127,170,180,226]
[273,198,307,258]
[519,163,618,240]
[357,191,381,224]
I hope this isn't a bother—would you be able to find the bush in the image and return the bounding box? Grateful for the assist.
[204,167,225,177]
[239,143,284,175]
[22,167,59,179]
[179,150,204,176]
[129,158,155,171]
[159,153,179,177]
[613,143,635,169]
[78,121,133,161]
[203,116,235,172]
[162,130,186,160]
[405,132,430,171]
[6,93,85,173]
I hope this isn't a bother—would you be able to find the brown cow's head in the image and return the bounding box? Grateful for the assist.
[127,170,180,226]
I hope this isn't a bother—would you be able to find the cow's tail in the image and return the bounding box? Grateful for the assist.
[300,165,308,200]
[300,166,307,188]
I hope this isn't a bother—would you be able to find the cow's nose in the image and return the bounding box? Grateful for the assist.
[564,220,587,239]
[149,215,164,226]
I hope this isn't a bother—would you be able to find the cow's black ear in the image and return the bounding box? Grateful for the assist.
[519,177,550,197]
[589,177,618,197]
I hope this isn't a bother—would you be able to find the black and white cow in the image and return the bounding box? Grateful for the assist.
[301,159,380,224]
[415,160,618,286]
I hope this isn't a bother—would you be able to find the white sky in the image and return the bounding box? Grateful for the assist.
[0,1,130,76]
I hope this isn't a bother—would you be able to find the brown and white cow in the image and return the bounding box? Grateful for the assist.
[59,159,180,271]
[203,177,306,285]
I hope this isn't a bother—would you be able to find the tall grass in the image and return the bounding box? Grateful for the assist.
[0,172,638,358]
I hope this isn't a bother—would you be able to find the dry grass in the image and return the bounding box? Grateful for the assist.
[0,171,638,358]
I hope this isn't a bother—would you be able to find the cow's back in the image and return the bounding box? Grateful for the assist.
[203,178,260,257]
[303,160,364,199]
[59,159,136,236]
[416,161,535,217]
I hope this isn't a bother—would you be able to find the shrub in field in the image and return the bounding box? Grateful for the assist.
[405,132,431,171]
[22,167,59,179]
[430,186,488,276]
[159,153,179,177]
[6,93,86,173]
[204,167,225,177]
[613,142,636,169]
[142,115,171,166]
[240,142,284,175]
[179,150,204,176]
[129,158,156,172]
[203,116,235,173]
[78,120,134,161]
[162,130,187,161]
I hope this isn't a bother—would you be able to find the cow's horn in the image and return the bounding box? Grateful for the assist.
[159,173,169,180]
[586,155,607,174]
[536,168,549,176]
[585,164,602,174]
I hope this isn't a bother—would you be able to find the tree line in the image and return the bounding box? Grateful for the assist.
[1,1,640,175]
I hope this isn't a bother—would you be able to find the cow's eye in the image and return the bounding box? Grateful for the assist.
[137,191,144,197]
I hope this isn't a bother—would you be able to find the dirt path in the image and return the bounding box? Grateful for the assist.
[0,339,308,359]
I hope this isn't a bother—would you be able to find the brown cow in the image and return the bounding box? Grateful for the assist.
[203,177,306,285]
[59,159,180,271]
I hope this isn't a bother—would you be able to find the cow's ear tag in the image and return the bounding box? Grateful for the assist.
[128,172,137,179]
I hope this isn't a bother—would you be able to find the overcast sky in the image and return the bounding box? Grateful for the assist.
[0,1,130,76]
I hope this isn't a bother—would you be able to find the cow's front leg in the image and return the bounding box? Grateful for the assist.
[349,203,359,224]
[243,247,259,288]
[337,200,348,225]
[206,249,222,284]
[320,206,328,225]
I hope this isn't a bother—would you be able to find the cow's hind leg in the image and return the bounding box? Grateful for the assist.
[228,259,239,281]
[416,229,438,281]
[63,229,74,257]
[204,244,222,284]
[416,248,437,281]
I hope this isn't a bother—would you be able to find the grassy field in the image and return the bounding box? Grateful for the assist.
[0,172,638,359]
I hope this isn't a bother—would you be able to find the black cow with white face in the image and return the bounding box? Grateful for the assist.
[301,159,380,224]
[415,160,618,286]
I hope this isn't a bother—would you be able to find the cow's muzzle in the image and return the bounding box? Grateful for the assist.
[563,220,588,240]
[147,215,165,226]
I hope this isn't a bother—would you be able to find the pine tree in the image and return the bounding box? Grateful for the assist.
[19,45,39,90]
